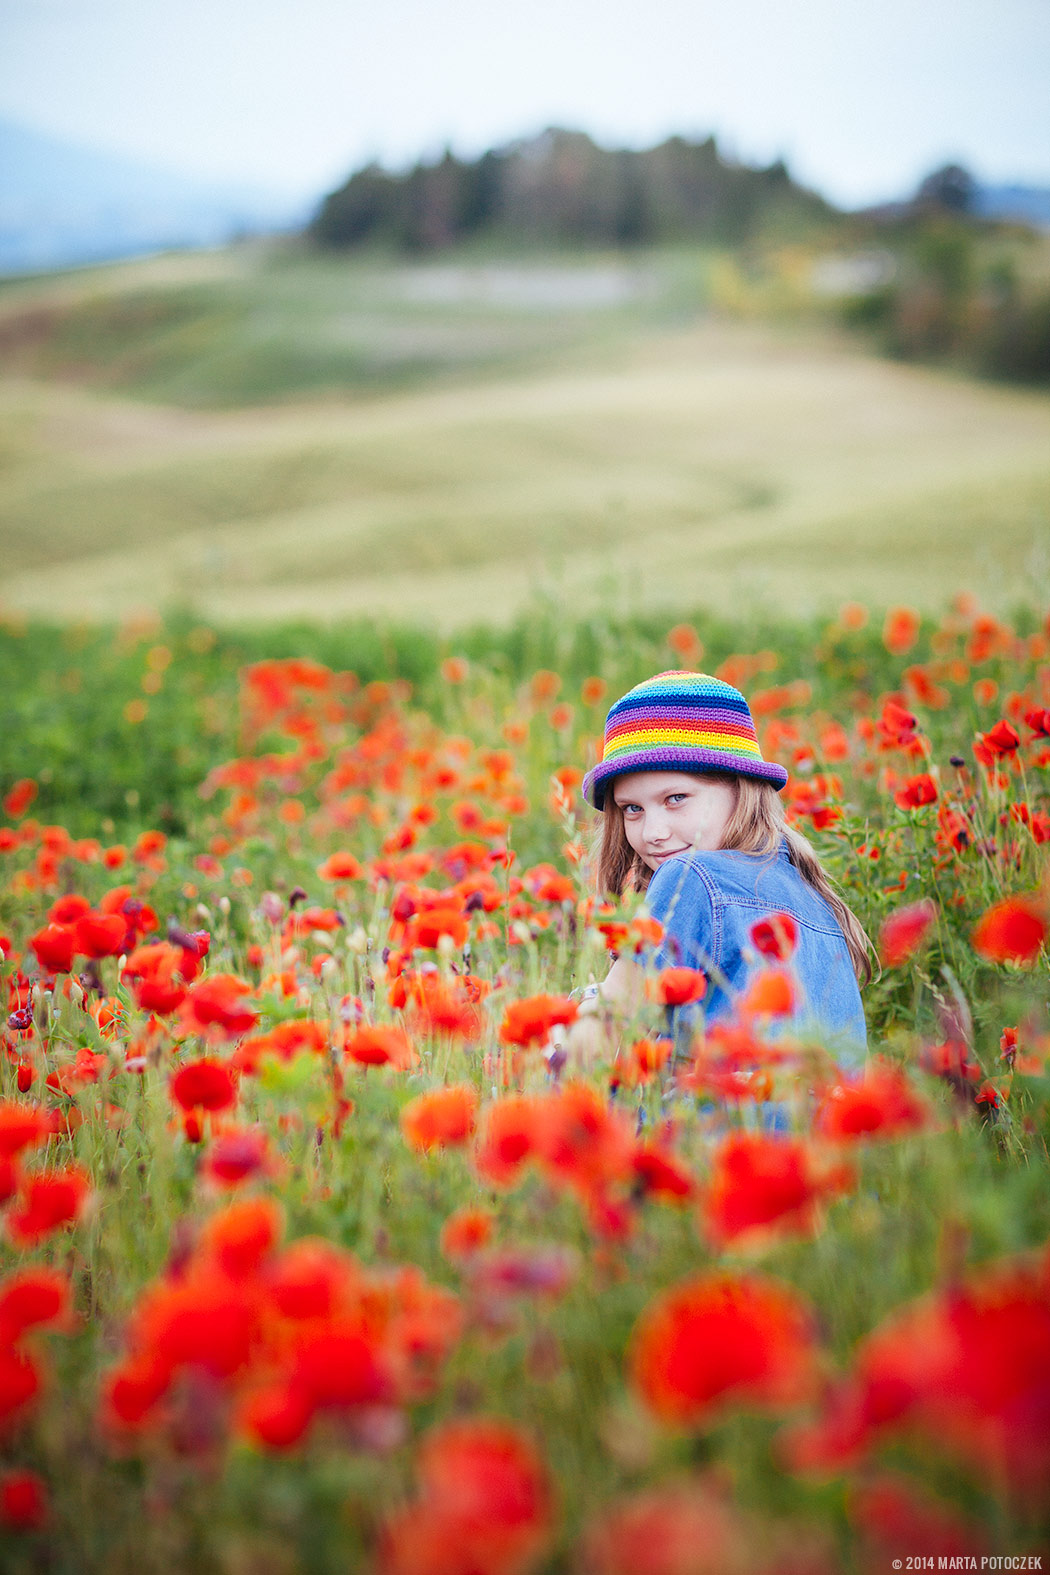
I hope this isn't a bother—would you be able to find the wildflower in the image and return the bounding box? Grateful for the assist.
[787,1243,1050,1501]
[578,1482,744,1575]
[650,968,707,1006]
[122,942,191,1014]
[978,719,1021,759]
[2,779,38,819]
[0,1346,41,1428]
[440,1207,494,1260]
[500,994,577,1047]
[703,1132,853,1246]
[0,1102,52,1159]
[170,1059,239,1114]
[317,851,364,881]
[72,910,127,959]
[618,1037,673,1086]
[180,974,258,1038]
[344,1024,418,1070]
[401,1086,478,1152]
[200,1198,283,1279]
[632,1144,695,1202]
[749,913,798,961]
[0,1469,47,1532]
[629,1271,819,1425]
[6,1164,91,1246]
[202,1127,274,1187]
[882,607,920,655]
[894,772,938,810]
[28,923,76,974]
[403,907,469,951]
[739,968,796,1019]
[0,1268,71,1342]
[815,1063,930,1141]
[878,899,937,967]
[971,893,1047,965]
[537,1083,635,1200]
[380,1417,552,1575]
[474,1096,544,1187]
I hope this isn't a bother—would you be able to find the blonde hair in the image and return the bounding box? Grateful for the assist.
[592,772,874,986]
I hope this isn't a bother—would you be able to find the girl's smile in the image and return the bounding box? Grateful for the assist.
[611,771,736,873]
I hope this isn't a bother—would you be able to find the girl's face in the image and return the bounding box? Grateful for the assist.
[611,771,736,872]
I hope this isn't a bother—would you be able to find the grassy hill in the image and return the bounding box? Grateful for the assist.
[1,243,1049,628]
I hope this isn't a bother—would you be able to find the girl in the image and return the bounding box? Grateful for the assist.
[578,670,871,1053]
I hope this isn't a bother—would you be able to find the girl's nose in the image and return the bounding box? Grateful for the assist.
[647,810,671,842]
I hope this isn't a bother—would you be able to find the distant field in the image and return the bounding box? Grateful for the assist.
[1,244,1049,627]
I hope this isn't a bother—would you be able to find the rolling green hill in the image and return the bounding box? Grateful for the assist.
[1,244,1049,628]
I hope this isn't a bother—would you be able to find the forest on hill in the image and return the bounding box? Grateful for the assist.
[310,128,834,251]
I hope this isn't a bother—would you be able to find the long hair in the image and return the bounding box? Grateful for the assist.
[592,772,874,985]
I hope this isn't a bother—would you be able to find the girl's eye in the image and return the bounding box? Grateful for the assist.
[667,793,688,805]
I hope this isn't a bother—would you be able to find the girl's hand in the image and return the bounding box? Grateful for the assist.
[564,1012,615,1070]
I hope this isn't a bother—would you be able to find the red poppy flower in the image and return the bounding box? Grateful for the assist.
[739,968,796,1019]
[815,1063,930,1141]
[0,1469,47,1531]
[440,1207,494,1259]
[651,968,707,1006]
[238,1381,313,1451]
[381,1418,552,1575]
[0,1102,52,1159]
[344,1024,418,1070]
[499,994,577,1047]
[971,894,1047,965]
[72,910,127,959]
[317,851,364,881]
[894,773,938,810]
[879,899,937,967]
[474,1096,543,1187]
[290,1323,390,1411]
[28,923,76,975]
[0,1267,71,1343]
[122,942,190,1014]
[537,1082,635,1199]
[180,974,258,1037]
[200,1198,283,1279]
[48,895,91,926]
[6,1164,91,1246]
[578,1482,744,1575]
[202,1127,273,1187]
[170,1059,238,1114]
[2,779,37,820]
[629,1271,819,1425]
[749,913,798,961]
[979,719,1021,758]
[403,907,469,951]
[0,1346,41,1428]
[401,1085,478,1152]
[882,607,920,656]
[703,1132,853,1245]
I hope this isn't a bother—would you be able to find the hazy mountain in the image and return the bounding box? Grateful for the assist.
[0,118,310,274]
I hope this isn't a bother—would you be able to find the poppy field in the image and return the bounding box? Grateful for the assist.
[1,595,1050,1573]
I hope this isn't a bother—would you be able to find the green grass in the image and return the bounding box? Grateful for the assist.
[1,242,1049,628]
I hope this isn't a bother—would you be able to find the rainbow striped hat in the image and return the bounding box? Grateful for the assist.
[582,670,788,810]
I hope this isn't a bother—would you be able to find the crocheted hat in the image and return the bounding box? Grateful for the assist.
[582,670,789,810]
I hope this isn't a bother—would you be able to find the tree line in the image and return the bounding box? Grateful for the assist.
[310,128,833,251]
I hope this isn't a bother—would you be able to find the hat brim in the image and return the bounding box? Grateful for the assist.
[582,748,789,810]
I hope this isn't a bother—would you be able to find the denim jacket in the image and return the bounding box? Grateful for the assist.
[643,842,867,1057]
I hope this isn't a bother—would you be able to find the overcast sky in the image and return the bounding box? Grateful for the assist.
[2,0,1049,205]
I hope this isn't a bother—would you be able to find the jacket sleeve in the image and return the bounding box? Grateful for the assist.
[644,858,718,976]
